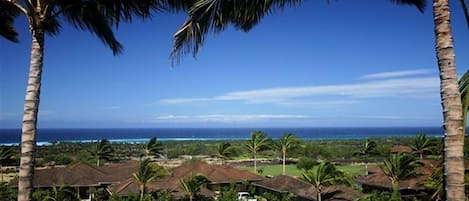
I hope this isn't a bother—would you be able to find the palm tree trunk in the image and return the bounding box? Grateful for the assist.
[1,163,3,182]
[364,155,368,175]
[139,184,144,201]
[420,152,423,160]
[18,28,45,201]
[254,154,257,173]
[96,157,100,167]
[391,181,400,200]
[433,1,466,200]
[282,151,286,175]
[317,189,322,201]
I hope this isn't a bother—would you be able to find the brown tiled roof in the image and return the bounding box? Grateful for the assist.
[390,145,412,153]
[170,161,265,184]
[10,163,109,187]
[10,160,139,188]
[253,175,363,201]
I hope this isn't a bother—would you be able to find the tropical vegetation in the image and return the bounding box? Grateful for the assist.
[276,133,299,175]
[302,161,348,201]
[380,152,420,199]
[245,131,271,173]
[353,139,376,175]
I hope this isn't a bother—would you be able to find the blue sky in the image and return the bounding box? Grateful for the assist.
[1,1,468,128]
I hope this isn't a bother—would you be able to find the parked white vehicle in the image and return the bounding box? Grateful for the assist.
[238,192,256,201]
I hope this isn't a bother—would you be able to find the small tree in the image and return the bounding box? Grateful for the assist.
[142,137,163,159]
[411,133,433,159]
[89,139,114,166]
[276,133,299,175]
[215,142,233,164]
[179,173,209,201]
[245,131,271,173]
[380,152,420,199]
[353,139,376,175]
[302,161,347,201]
[133,159,166,201]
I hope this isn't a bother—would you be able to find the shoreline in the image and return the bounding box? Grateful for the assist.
[0,134,446,146]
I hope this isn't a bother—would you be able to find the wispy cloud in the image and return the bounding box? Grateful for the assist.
[159,77,439,105]
[101,106,121,110]
[152,114,310,123]
[360,69,432,80]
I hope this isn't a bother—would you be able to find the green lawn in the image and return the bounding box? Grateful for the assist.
[240,164,365,177]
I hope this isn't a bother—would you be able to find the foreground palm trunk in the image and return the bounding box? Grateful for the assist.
[17,28,45,201]
[433,0,466,200]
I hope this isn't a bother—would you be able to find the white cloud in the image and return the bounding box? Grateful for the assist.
[153,114,310,122]
[159,77,439,105]
[360,69,432,80]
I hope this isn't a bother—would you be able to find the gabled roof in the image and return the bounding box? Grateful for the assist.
[10,160,139,188]
[10,163,109,187]
[170,161,264,184]
[253,175,363,201]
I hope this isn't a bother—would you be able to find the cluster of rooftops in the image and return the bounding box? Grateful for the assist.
[9,160,364,201]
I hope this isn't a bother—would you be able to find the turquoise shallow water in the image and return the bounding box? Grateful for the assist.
[0,127,444,145]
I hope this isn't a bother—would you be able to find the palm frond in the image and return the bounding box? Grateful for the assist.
[56,0,122,55]
[0,1,21,42]
[460,0,469,30]
[388,0,426,12]
[171,0,301,64]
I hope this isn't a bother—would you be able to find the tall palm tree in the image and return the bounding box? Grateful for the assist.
[411,133,433,159]
[380,152,420,199]
[179,173,209,201]
[215,142,233,164]
[0,1,180,200]
[353,139,377,175]
[431,1,466,200]
[302,161,347,201]
[0,146,13,182]
[142,137,163,159]
[245,131,271,173]
[89,139,113,166]
[276,133,299,175]
[133,159,166,201]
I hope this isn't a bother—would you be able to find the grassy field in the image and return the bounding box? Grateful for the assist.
[240,164,365,177]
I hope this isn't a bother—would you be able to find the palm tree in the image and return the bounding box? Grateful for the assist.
[430,1,467,200]
[380,152,420,199]
[142,137,163,159]
[0,1,175,200]
[411,133,433,159]
[89,139,113,166]
[353,139,377,175]
[0,146,13,182]
[245,131,271,173]
[276,133,299,175]
[133,159,166,201]
[179,173,209,201]
[302,161,347,201]
[215,142,233,164]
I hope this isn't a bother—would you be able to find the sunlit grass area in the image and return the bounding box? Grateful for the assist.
[240,164,365,177]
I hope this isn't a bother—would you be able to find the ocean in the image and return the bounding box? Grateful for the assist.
[0,127,444,145]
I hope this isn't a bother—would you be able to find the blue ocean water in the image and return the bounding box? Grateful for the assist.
[0,127,444,145]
